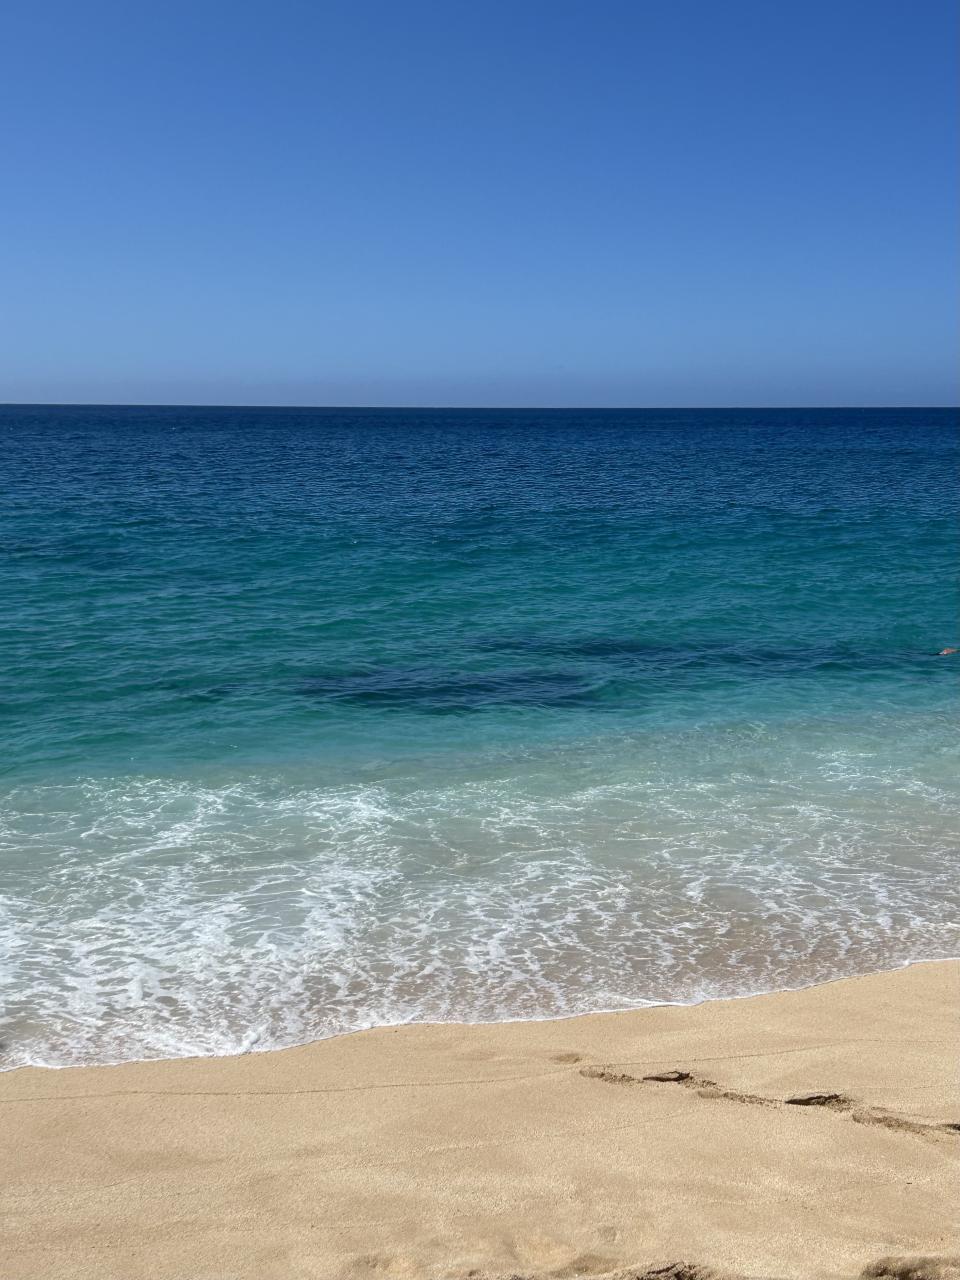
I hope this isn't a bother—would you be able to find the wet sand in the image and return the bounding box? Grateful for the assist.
[1,961,958,1280]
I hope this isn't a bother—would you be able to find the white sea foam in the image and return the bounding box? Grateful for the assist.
[1,717,958,1069]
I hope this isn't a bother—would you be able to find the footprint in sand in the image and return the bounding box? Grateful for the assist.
[464,1260,960,1280]
[578,1066,959,1139]
[860,1259,960,1280]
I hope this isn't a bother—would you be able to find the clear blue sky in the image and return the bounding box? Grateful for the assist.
[2,0,957,406]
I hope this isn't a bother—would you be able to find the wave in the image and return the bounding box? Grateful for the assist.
[2,715,958,1069]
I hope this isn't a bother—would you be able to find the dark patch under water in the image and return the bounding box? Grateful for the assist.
[297,666,601,712]
[294,643,946,713]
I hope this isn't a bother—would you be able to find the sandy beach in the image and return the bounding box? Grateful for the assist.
[1,961,957,1280]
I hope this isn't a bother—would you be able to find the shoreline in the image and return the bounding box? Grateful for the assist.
[7,953,960,1075]
[2,959,958,1279]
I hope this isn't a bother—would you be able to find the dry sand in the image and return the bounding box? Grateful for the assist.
[1,961,958,1280]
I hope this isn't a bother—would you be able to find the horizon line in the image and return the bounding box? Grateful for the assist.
[2,402,958,412]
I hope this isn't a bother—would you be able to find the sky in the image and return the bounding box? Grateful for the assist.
[1,0,957,407]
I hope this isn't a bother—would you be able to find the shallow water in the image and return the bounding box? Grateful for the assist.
[1,406,957,1067]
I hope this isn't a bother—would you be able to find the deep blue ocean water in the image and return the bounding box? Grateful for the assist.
[1,405,957,1067]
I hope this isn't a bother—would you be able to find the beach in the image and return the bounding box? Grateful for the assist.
[2,960,957,1280]
[4,0,959,1270]
[2,410,958,1276]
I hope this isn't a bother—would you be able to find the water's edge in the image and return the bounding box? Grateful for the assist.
[9,952,957,1074]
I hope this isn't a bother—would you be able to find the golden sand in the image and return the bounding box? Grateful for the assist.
[1,961,958,1280]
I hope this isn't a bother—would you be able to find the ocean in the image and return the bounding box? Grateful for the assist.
[1,405,957,1069]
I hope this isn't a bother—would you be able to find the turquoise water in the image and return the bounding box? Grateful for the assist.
[1,406,957,1068]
